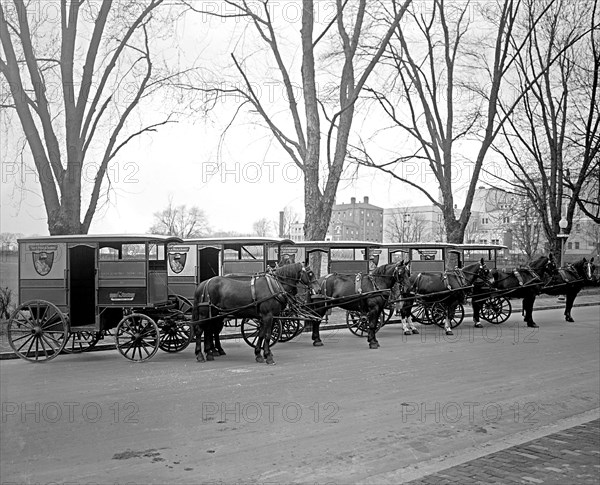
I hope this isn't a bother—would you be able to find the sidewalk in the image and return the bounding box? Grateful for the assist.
[406,418,600,484]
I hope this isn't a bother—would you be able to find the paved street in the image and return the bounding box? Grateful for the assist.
[1,305,599,484]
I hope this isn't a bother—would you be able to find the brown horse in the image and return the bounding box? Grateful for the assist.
[540,257,597,322]
[490,255,557,328]
[191,263,319,365]
[399,260,495,335]
[309,262,411,349]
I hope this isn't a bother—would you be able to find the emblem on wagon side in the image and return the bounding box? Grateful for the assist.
[168,252,187,274]
[33,251,54,276]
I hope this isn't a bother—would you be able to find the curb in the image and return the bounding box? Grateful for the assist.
[1,301,598,361]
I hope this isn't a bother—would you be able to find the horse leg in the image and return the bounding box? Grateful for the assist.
[204,322,215,361]
[261,313,275,365]
[444,307,454,336]
[311,318,323,347]
[524,295,538,328]
[213,319,226,355]
[193,323,206,363]
[473,299,483,328]
[564,291,576,322]
[367,306,380,349]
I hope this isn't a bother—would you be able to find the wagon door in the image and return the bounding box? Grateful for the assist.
[68,244,97,329]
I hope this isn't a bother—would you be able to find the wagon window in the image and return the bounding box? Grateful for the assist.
[412,249,442,261]
[122,243,146,260]
[331,248,354,261]
[148,243,165,260]
[99,246,119,260]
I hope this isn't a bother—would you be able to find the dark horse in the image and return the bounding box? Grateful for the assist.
[309,262,411,349]
[490,255,557,328]
[540,257,597,322]
[191,263,319,365]
[399,260,495,335]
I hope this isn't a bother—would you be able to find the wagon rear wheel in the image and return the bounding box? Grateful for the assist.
[241,318,281,348]
[480,296,512,324]
[7,300,68,362]
[62,331,100,353]
[410,301,433,325]
[278,317,303,342]
[431,302,465,329]
[346,311,383,337]
[115,314,160,362]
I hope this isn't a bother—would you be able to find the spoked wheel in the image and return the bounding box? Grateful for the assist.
[158,320,192,353]
[62,331,100,353]
[346,311,383,337]
[381,306,394,326]
[410,301,433,325]
[278,312,304,343]
[7,300,68,362]
[115,314,160,362]
[431,302,465,329]
[241,318,281,348]
[480,296,512,324]
[168,294,193,314]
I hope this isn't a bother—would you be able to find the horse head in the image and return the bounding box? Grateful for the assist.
[531,254,557,280]
[469,258,495,287]
[393,260,411,292]
[576,257,597,283]
[299,264,320,295]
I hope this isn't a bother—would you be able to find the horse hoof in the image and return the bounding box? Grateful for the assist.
[412,329,419,334]
[474,323,483,328]
[313,340,324,347]
[369,343,379,349]
[206,353,214,361]
[255,355,265,363]
[196,354,205,363]
[404,330,412,335]
[446,330,454,336]
[527,323,539,328]
[266,355,276,365]
[217,349,227,356]
[565,316,574,323]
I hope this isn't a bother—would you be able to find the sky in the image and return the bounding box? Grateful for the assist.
[0,0,500,237]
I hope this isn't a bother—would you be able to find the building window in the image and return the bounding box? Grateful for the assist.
[567,242,572,250]
[575,242,580,250]
[482,218,489,225]
[502,217,510,224]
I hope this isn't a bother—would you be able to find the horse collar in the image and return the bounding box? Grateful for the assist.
[513,269,525,286]
[355,273,363,294]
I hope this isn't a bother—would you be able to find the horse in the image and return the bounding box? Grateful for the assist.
[309,261,411,349]
[489,255,557,328]
[191,263,319,365]
[540,257,597,322]
[398,260,495,336]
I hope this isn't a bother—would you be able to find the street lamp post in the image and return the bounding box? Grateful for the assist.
[557,217,569,302]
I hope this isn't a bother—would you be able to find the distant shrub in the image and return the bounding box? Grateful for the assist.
[0,287,14,321]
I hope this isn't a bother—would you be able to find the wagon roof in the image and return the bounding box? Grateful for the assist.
[451,243,508,251]
[382,242,457,250]
[183,237,295,246]
[294,240,382,249]
[18,234,184,244]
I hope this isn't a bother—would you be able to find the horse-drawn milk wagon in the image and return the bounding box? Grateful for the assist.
[7,234,187,362]
[167,237,295,347]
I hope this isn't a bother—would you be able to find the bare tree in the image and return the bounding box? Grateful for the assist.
[0,0,186,234]
[494,0,600,258]
[149,197,210,238]
[252,218,273,237]
[185,0,411,250]
[278,205,300,238]
[353,0,563,243]
[385,206,426,242]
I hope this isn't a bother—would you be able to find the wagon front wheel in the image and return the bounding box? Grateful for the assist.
[241,318,280,348]
[480,296,512,324]
[7,300,68,362]
[158,320,192,353]
[115,314,160,362]
[62,331,100,353]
